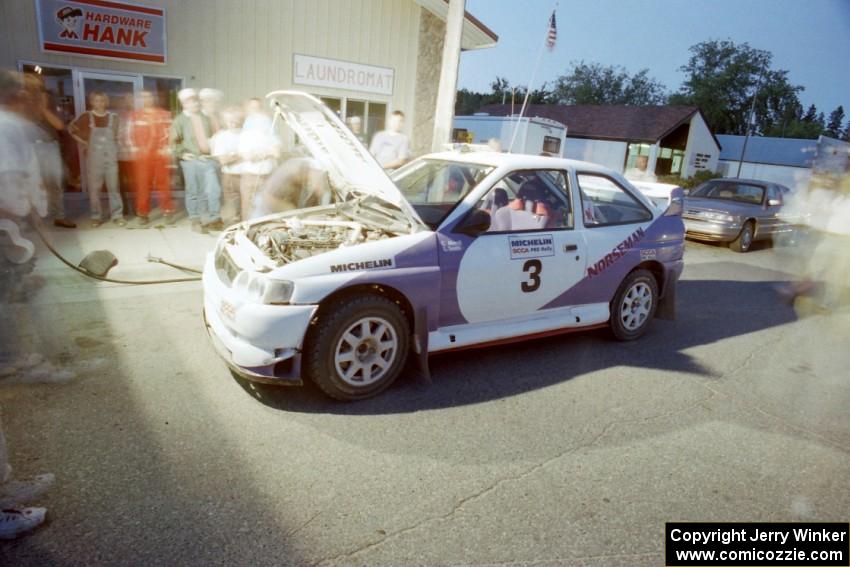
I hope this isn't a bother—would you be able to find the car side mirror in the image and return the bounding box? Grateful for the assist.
[664,187,685,216]
[767,198,781,207]
[455,209,491,237]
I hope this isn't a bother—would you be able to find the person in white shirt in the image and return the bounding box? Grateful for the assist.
[210,106,244,225]
[369,110,411,171]
[238,98,280,220]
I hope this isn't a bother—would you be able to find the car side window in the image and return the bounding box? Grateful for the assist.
[476,170,573,233]
[766,185,782,204]
[576,173,652,227]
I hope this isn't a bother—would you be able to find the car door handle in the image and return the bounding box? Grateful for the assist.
[564,244,578,252]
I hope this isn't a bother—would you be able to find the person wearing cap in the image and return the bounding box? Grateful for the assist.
[170,88,222,232]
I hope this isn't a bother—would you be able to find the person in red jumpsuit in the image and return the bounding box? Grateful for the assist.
[128,90,174,225]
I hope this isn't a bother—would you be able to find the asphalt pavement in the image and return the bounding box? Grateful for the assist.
[1,223,848,566]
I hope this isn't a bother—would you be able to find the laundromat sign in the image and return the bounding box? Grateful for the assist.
[35,0,166,63]
[293,54,394,96]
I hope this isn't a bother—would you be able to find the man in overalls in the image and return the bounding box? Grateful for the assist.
[128,90,174,225]
[69,92,124,227]
[170,88,223,233]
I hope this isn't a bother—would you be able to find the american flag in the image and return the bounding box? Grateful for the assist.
[545,11,557,51]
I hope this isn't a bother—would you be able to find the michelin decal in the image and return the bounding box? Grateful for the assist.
[509,234,555,260]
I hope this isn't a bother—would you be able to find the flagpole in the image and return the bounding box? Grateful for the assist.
[508,2,558,153]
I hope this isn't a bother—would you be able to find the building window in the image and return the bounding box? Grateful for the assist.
[542,136,561,156]
[143,76,183,115]
[312,95,387,145]
[625,143,652,171]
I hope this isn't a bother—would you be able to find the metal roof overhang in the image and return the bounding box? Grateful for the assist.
[414,0,499,50]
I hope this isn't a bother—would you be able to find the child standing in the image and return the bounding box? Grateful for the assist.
[69,92,124,227]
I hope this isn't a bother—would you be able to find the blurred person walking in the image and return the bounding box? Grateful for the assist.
[69,92,125,227]
[0,69,54,541]
[369,110,410,170]
[128,90,174,225]
[171,88,222,233]
[211,106,244,225]
[199,88,223,134]
[238,98,279,220]
[21,73,75,229]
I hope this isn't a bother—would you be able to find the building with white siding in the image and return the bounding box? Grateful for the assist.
[475,104,720,179]
[716,135,815,189]
[1,0,497,161]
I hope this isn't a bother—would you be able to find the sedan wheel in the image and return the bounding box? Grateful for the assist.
[730,221,754,253]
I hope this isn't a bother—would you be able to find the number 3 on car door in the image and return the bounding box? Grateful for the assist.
[521,259,542,292]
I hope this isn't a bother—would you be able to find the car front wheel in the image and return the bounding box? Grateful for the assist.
[729,221,754,253]
[610,269,658,341]
[303,295,409,401]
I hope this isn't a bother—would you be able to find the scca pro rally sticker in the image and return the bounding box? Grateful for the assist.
[509,234,555,260]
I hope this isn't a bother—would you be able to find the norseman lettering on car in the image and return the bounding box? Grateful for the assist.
[202,91,685,401]
[587,228,645,278]
[329,259,393,273]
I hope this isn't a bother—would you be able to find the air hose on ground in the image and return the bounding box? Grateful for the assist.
[31,214,203,285]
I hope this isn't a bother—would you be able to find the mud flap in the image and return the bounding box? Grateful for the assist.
[656,273,677,321]
[410,306,432,384]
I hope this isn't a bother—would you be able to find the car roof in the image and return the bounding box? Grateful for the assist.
[711,178,772,186]
[421,151,618,175]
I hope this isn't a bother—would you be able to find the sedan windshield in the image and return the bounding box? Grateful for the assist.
[392,159,494,229]
[690,180,765,205]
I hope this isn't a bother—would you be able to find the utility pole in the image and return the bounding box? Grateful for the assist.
[736,70,764,178]
[431,0,465,152]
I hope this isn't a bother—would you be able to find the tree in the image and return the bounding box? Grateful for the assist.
[455,77,552,115]
[672,40,805,136]
[825,106,845,138]
[844,118,850,142]
[549,61,667,105]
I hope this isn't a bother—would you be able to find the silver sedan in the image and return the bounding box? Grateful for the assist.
[682,178,794,253]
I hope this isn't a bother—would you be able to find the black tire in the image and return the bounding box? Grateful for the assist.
[303,294,410,401]
[729,221,754,253]
[609,269,658,341]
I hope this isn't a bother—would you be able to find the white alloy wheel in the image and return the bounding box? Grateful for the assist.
[333,316,399,387]
[620,281,653,331]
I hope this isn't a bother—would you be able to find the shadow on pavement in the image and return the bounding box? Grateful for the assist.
[238,272,799,416]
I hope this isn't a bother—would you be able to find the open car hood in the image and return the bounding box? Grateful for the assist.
[265,91,424,230]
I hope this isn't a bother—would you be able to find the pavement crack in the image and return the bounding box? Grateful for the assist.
[310,394,715,566]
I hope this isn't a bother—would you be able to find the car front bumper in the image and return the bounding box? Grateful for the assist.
[683,217,742,242]
[202,254,317,385]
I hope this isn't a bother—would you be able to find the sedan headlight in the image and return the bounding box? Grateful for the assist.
[232,272,294,305]
[699,211,737,223]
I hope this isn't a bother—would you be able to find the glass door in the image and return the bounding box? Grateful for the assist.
[74,71,142,200]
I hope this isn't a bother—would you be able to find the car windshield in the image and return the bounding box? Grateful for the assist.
[392,159,494,229]
[690,180,765,205]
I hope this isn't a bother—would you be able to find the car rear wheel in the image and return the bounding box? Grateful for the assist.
[610,269,658,341]
[303,295,409,401]
[729,221,754,253]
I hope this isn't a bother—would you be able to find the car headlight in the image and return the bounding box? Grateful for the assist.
[700,211,737,223]
[232,272,294,305]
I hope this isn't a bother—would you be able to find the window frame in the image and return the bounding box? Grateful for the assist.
[575,172,654,229]
[468,168,575,236]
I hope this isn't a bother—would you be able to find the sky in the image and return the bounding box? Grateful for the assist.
[459,0,850,117]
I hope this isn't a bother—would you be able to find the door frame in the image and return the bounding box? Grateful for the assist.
[74,69,143,114]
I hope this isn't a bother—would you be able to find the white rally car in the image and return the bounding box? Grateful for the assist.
[203,92,685,401]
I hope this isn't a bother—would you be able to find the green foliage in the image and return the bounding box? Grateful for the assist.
[656,169,723,188]
[672,40,809,136]
[825,106,846,138]
[549,62,668,105]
